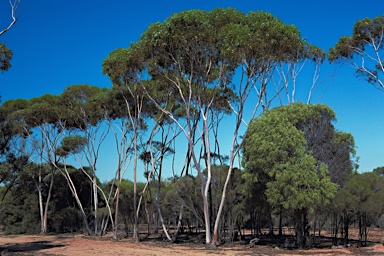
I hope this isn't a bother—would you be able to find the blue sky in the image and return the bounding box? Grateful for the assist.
[1,0,384,181]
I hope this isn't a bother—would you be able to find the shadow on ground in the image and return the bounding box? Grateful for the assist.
[0,240,65,255]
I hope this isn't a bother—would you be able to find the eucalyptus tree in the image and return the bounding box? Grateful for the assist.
[20,94,65,234]
[103,8,324,245]
[103,50,155,241]
[0,102,26,214]
[242,103,342,248]
[58,84,112,236]
[0,96,62,234]
[329,15,384,91]
[133,10,234,244]
[2,93,104,235]
[7,89,99,236]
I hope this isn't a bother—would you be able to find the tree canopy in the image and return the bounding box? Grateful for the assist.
[329,15,384,91]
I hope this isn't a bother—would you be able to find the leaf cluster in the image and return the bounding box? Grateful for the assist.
[0,43,12,72]
[329,15,384,61]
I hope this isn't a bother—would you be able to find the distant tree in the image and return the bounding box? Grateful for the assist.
[329,15,384,91]
[373,166,384,177]
[355,172,384,247]
[332,171,384,246]
[105,179,145,238]
[20,94,63,234]
[163,175,204,236]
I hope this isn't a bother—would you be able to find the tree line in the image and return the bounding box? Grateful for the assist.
[0,8,384,249]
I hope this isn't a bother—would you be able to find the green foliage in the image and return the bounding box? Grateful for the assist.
[59,84,110,128]
[56,135,87,157]
[164,175,204,225]
[115,179,146,228]
[0,166,40,234]
[103,8,320,124]
[266,155,335,213]
[25,94,61,125]
[338,172,384,215]
[0,43,12,72]
[50,207,83,233]
[329,15,384,89]
[243,103,340,214]
[102,46,145,85]
[329,15,384,61]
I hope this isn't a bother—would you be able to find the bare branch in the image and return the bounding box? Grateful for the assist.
[0,0,22,36]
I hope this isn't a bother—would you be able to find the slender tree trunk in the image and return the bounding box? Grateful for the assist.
[198,164,211,244]
[144,191,151,235]
[93,175,98,235]
[38,169,45,233]
[101,215,109,236]
[42,172,54,234]
[202,194,211,244]
[113,168,121,240]
[313,212,317,246]
[268,214,274,235]
[191,140,211,244]
[133,130,140,242]
[343,213,349,246]
[61,168,92,235]
[363,212,367,247]
[358,214,362,246]
[279,206,283,237]
[195,216,199,234]
[156,192,171,240]
[332,213,339,245]
[212,102,245,246]
[294,209,307,249]
[172,203,184,242]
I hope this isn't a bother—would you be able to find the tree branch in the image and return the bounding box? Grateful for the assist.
[0,0,22,36]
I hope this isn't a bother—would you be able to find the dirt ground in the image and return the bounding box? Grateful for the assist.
[0,232,384,256]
